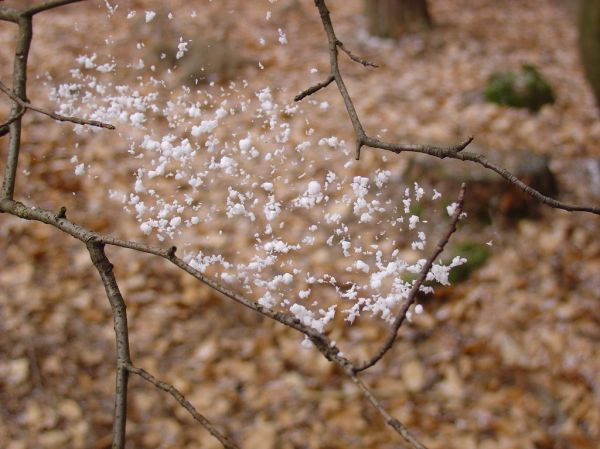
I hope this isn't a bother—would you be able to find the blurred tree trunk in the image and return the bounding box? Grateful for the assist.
[365,0,432,38]
[579,0,600,107]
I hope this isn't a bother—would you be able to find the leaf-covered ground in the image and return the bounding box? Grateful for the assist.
[1,1,599,448]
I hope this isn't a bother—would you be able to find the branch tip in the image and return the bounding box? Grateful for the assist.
[56,206,67,219]
[337,40,379,68]
[294,74,335,102]
[127,364,240,449]
[355,141,363,160]
[355,183,466,373]
[455,136,474,152]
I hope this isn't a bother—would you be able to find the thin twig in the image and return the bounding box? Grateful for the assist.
[86,240,131,449]
[0,108,26,136]
[313,0,367,159]
[1,15,32,200]
[294,74,335,101]
[354,183,466,373]
[0,0,87,20]
[350,373,427,449]
[336,40,378,68]
[126,364,240,449]
[24,0,88,16]
[0,80,115,130]
[363,136,600,215]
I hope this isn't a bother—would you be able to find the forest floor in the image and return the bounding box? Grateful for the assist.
[1,1,599,448]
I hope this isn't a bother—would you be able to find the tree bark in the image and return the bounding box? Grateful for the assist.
[579,0,600,107]
[365,0,432,38]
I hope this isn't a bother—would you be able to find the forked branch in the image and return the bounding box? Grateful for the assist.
[303,0,600,216]
[354,183,466,373]
[1,13,32,199]
[86,240,131,449]
[337,40,378,68]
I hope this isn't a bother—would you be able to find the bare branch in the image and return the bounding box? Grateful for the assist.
[312,0,461,162]
[313,0,599,216]
[350,373,428,449]
[1,15,32,200]
[86,240,131,449]
[314,0,367,157]
[0,5,20,22]
[294,74,335,101]
[442,135,474,155]
[0,0,87,20]
[336,40,379,68]
[0,80,115,130]
[0,107,25,136]
[126,364,240,449]
[363,136,600,215]
[354,183,467,373]
[24,0,88,16]
[0,197,349,367]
